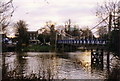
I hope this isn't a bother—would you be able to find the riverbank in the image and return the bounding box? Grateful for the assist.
[22,45,52,52]
[2,44,78,52]
[23,45,77,52]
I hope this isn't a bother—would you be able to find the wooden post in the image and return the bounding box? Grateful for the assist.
[108,12,112,33]
[107,12,112,73]
[62,36,64,52]
[55,33,57,51]
[91,49,94,69]
[100,49,104,70]
[2,53,6,79]
[118,16,120,57]
[0,34,2,53]
[107,51,110,73]
[119,28,120,57]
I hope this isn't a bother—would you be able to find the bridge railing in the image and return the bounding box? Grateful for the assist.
[57,39,107,45]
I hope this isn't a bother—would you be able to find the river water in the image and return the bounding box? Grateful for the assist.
[1,51,120,80]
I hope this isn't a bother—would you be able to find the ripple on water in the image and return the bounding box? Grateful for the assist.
[3,52,118,79]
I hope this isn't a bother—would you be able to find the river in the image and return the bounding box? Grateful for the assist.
[1,51,120,80]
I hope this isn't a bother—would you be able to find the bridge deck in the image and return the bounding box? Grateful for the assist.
[57,39,107,45]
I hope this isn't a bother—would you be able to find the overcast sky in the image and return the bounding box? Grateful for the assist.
[11,0,108,31]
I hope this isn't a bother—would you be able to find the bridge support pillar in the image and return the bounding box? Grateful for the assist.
[107,51,110,73]
[91,49,104,71]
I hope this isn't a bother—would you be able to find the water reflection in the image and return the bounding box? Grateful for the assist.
[2,51,119,79]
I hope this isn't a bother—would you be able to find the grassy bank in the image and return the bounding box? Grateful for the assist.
[23,45,52,52]
[22,45,78,52]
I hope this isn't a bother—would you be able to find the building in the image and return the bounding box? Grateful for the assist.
[37,27,50,34]
[0,32,7,43]
[28,31,39,44]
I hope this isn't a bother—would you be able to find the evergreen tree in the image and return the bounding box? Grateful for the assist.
[15,20,29,50]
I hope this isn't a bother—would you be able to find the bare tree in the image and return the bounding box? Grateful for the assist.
[15,20,29,50]
[0,0,14,33]
[80,28,93,39]
[97,26,107,38]
[97,1,120,56]
[65,19,72,35]
[96,0,119,27]
[45,21,56,47]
